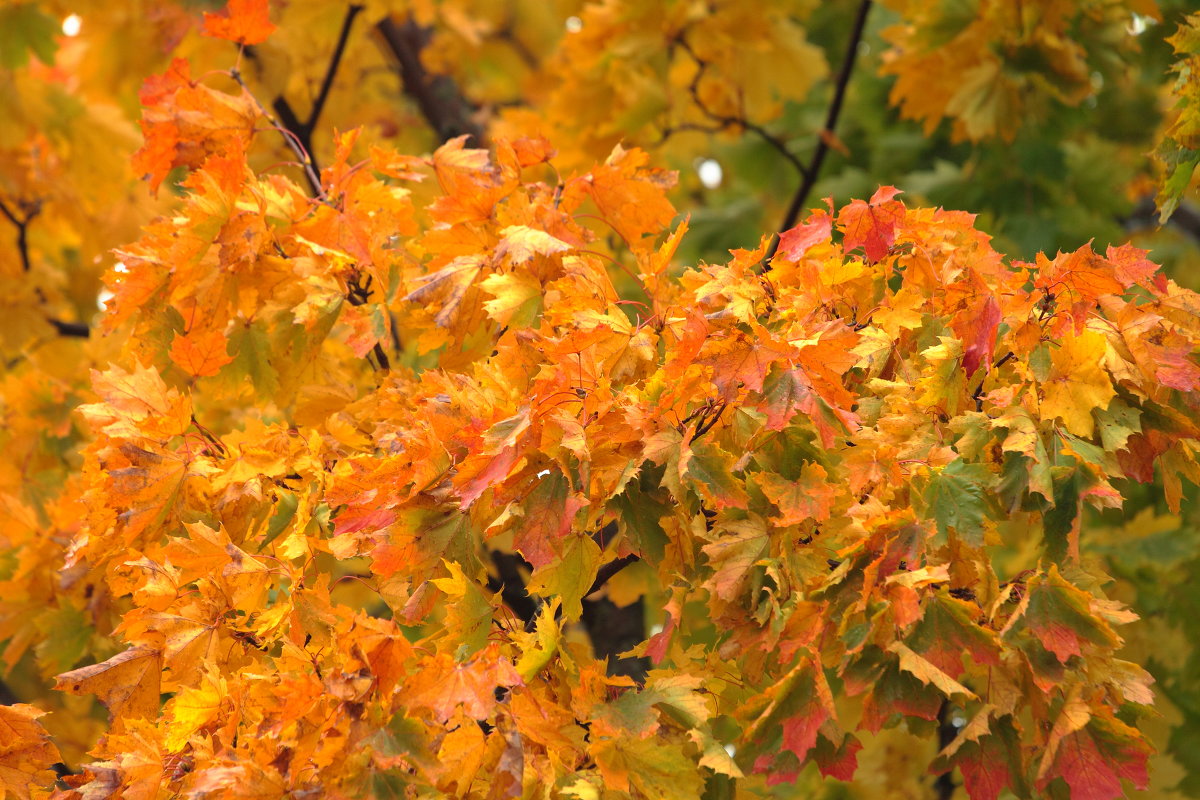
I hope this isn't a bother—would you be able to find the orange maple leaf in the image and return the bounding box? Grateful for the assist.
[837,186,905,262]
[170,329,234,378]
[201,0,277,45]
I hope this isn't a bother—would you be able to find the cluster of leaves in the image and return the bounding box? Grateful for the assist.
[3,0,1200,799]
[1156,12,1200,221]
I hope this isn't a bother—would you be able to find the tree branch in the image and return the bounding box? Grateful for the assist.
[764,0,872,267]
[47,317,90,338]
[674,35,809,178]
[230,68,326,198]
[487,550,539,630]
[585,554,639,598]
[251,4,363,180]
[935,700,958,800]
[376,16,484,144]
[345,274,391,371]
[0,197,39,273]
[308,4,365,143]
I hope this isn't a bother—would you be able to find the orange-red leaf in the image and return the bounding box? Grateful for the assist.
[837,186,905,262]
[170,329,234,377]
[201,0,276,45]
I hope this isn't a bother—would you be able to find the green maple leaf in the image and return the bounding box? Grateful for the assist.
[923,459,995,546]
[0,4,58,70]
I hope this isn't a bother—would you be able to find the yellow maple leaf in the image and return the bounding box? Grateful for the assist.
[55,646,163,732]
[0,704,62,800]
[1040,330,1115,438]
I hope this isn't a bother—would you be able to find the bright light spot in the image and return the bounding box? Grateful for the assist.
[96,288,114,311]
[951,713,967,729]
[649,624,663,636]
[565,16,583,33]
[61,14,82,37]
[723,743,737,757]
[1090,71,1104,91]
[1127,13,1149,36]
[536,469,551,478]
[857,41,871,56]
[696,158,723,189]
[113,261,129,274]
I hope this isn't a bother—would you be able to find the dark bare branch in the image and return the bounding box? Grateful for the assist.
[0,197,39,273]
[764,0,873,267]
[309,5,365,140]
[585,554,640,598]
[376,16,484,144]
[47,318,90,338]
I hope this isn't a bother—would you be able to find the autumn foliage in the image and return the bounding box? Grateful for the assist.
[4,1,1200,799]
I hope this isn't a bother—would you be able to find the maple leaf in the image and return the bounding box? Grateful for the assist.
[81,363,192,440]
[852,648,945,732]
[568,144,677,247]
[525,533,601,622]
[954,292,1001,377]
[741,659,845,780]
[0,704,62,800]
[1039,329,1116,438]
[131,59,259,193]
[1034,246,1125,309]
[431,560,495,654]
[905,593,1001,678]
[118,608,220,687]
[836,186,905,262]
[495,225,572,265]
[55,646,163,732]
[201,0,276,45]
[170,328,234,378]
[889,640,977,698]
[1010,566,1122,665]
[933,709,1024,800]
[922,459,995,546]
[700,325,796,398]
[776,202,833,261]
[162,668,226,751]
[702,517,769,604]
[1037,695,1152,800]
[757,462,836,526]
[407,646,523,723]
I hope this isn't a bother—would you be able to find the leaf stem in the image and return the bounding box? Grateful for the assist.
[229,68,327,199]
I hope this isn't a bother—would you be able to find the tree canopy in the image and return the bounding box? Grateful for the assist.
[3,1,1200,799]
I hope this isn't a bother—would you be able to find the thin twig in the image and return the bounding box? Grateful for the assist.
[229,68,326,198]
[764,0,872,267]
[309,5,364,142]
[674,35,808,177]
[971,351,1016,411]
[249,5,362,178]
